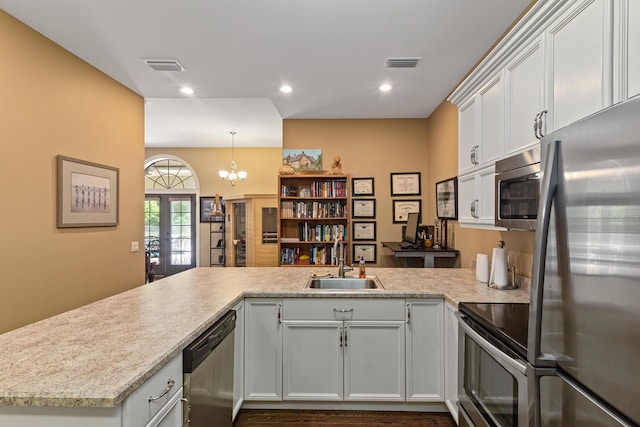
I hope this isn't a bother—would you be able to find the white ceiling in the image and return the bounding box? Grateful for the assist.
[1,0,531,148]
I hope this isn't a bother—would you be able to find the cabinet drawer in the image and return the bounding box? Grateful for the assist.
[282,298,405,321]
[123,354,183,427]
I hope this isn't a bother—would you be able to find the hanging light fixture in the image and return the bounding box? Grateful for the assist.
[218,131,247,186]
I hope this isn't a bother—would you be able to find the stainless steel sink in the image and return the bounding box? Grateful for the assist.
[305,276,383,290]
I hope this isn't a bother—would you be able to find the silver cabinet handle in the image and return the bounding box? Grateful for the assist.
[339,328,343,347]
[470,146,475,164]
[344,327,348,347]
[149,379,175,402]
[406,304,411,324]
[539,110,547,138]
[277,304,282,324]
[470,199,479,219]
[333,308,354,313]
[473,145,480,164]
[534,112,540,139]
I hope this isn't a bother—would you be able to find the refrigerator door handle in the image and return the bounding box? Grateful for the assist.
[528,139,559,366]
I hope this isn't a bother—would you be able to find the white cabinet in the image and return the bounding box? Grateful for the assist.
[626,0,640,99]
[344,321,405,401]
[282,321,344,400]
[478,74,504,168]
[458,166,496,228]
[244,298,282,401]
[232,301,245,418]
[504,36,545,154]
[281,298,405,402]
[444,303,459,422]
[545,0,613,132]
[405,300,444,402]
[458,96,479,175]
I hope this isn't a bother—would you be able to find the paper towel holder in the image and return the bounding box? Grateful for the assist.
[488,240,519,290]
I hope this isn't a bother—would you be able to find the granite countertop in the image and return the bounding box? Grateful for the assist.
[0,267,529,408]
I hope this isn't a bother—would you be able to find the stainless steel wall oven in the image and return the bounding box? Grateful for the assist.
[457,303,530,427]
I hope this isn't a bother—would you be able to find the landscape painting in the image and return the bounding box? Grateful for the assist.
[282,149,323,171]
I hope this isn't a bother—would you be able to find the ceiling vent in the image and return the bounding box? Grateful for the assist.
[143,59,185,71]
[385,57,422,68]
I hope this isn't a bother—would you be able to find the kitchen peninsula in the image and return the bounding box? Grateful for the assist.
[0,267,529,425]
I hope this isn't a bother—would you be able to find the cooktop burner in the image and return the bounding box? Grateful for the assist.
[459,302,529,358]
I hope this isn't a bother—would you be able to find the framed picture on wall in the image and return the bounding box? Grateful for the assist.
[352,199,376,218]
[392,199,422,223]
[436,177,458,220]
[200,196,225,222]
[56,155,119,228]
[390,172,421,196]
[352,221,376,241]
[352,177,375,196]
[353,243,377,263]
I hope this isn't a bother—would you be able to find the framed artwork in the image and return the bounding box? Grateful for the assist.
[352,221,376,241]
[352,177,375,196]
[56,155,119,228]
[390,172,421,196]
[282,148,323,171]
[436,177,458,220]
[200,196,225,222]
[353,243,377,263]
[352,198,376,218]
[392,199,422,223]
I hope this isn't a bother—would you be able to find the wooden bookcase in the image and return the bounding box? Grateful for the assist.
[278,174,350,266]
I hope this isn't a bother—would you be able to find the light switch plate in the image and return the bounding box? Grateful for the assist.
[131,241,139,252]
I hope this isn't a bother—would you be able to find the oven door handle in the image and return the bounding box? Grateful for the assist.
[456,312,527,376]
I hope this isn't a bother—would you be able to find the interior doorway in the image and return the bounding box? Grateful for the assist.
[145,195,196,277]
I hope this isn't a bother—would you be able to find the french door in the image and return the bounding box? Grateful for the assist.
[145,194,196,277]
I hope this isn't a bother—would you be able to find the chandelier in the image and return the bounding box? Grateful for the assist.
[218,131,247,186]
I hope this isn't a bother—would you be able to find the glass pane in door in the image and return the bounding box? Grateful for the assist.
[145,198,161,266]
[169,198,193,266]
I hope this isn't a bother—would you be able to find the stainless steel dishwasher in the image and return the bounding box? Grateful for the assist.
[183,309,235,427]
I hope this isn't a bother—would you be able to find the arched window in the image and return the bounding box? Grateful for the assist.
[145,158,196,190]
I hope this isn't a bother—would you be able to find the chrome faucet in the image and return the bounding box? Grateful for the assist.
[335,238,353,278]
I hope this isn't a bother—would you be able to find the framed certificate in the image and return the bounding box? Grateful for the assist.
[390,172,421,196]
[352,221,376,241]
[352,198,376,218]
[392,199,421,223]
[353,243,377,263]
[436,177,458,220]
[352,177,375,196]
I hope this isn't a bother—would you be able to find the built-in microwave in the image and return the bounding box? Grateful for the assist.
[495,147,540,231]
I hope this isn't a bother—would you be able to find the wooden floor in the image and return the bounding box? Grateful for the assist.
[234,409,456,426]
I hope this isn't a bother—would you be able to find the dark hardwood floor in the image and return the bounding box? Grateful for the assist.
[234,409,456,426]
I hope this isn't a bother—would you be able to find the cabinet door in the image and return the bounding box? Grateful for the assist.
[146,388,183,427]
[232,301,245,419]
[244,299,282,400]
[457,173,477,226]
[444,303,459,422]
[478,166,497,225]
[478,74,504,168]
[406,300,444,402]
[628,0,640,99]
[282,321,343,400]
[458,96,479,174]
[344,321,405,401]
[505,36,544,153]
[546,0,613,131]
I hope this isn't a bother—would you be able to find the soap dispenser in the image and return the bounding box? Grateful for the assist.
[358,256,366,278]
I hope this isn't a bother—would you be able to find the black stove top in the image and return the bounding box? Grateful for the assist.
[459,302,529,358]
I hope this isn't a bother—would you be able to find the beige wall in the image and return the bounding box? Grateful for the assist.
[0,11,145,334]
[144,147,282,266]
[283,119,430,267]
[426,101,534,276]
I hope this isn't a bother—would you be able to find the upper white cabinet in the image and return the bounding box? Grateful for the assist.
[505,36,545,154]
[458,96,479,175]
[626,0,640,99]
[457,166,496,228]
[478,74,504,168]
[545,0,613,132]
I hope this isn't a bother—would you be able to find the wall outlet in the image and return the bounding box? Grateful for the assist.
[131,241,139,252]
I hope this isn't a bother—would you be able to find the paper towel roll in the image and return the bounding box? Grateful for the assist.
[490,248,509,287]
[475,253,489,283]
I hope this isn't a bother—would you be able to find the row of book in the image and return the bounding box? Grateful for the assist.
[281,201,346,219]
[296,222,346,242]
[308,180,347,198]
[280,244,348,265]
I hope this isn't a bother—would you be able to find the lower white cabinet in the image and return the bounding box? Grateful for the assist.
[244,298,282,401]
[232,300,245,418]
[405,300,444,401]
[281,298,406,402]
[444,302,459,422]
[458,166,497,228]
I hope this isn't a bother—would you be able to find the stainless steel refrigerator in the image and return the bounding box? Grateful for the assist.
[529,97,640,426]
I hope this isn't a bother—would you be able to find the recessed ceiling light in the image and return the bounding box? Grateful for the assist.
[180,87,194,95]
[280,85,292,93]
[379,83,392,92]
